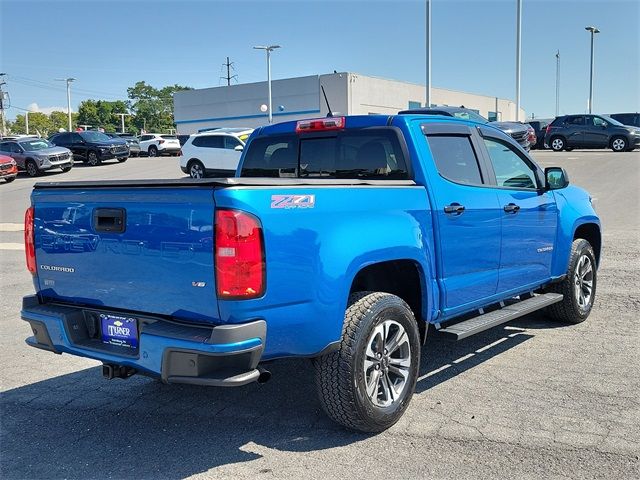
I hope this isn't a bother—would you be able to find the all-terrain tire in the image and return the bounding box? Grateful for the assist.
[546,239,597,324]
[314,292,420,432]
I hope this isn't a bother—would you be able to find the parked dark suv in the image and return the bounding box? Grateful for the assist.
[545,114,640,152]
[49,131,129,166]
[399,106,533,150]
[609,113,640,128]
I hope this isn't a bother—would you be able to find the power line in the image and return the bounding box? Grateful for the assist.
[221,57,238,86]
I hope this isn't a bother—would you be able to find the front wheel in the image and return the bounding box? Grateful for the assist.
[314,292,421,432]
[25,160,40,177]
[546,239,597,324]
[5,176,16,183]
[610,136,628,152]
[87,151,101,166]
[118,157,128,163]
[60,165,73,172]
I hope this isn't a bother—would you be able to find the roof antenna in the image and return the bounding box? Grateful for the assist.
[321,85,333,118]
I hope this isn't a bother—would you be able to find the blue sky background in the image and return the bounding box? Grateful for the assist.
[1,0,638,120]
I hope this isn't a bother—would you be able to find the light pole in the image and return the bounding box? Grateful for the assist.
[555,50,560,117]
[515,0,522,121]
[425,0,431,107]
[585,26,600,113]
[56,77,75,131]
[114,113,131,133]
[253,45,281,124]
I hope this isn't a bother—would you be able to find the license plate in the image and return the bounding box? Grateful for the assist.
[100,313,138,349]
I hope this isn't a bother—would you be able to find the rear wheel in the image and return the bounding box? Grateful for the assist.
[314,292,420,432]
[610,136,627,152]
[148,146,158,157]
[546,239,597,324]
[550,136,566,151]
[25,159,40,177]
[87,151,101,166]
[188,160,206,179]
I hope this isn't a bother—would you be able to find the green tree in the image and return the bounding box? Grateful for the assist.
[77,99,131,132]
[127,81,191,133]
[8,112,52,136]
[49,111,78,132]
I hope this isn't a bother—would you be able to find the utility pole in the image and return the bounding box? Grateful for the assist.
[221,57,237,86]
[56,77,75,131]
[585,26,600,113]
[425,0,432,107]
[253,45,281,124]
[114,113,131,133]
[0,73,7,136]
[515,0,522,121]
[555,50,560,117]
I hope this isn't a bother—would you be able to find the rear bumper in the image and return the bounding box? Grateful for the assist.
[21,295,266,387]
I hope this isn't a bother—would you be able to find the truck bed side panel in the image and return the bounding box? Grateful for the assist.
[214,185,435,358]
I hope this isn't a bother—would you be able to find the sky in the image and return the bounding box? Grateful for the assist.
[1,0,638,120]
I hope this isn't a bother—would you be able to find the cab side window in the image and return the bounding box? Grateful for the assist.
[483,138,538,189]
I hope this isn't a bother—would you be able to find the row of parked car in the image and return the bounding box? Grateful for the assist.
[0,129,186,181]
[175,110,639,180]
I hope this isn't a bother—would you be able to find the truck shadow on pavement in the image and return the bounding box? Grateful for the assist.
[1,312,561,479]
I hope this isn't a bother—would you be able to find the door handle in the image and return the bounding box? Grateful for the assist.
[504,203,520,214]
[444,203,465,215]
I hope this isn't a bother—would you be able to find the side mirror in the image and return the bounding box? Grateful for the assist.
[545,167,569,190]
[234,145,244,152]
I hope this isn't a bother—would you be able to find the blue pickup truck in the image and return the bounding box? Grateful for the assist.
[22,113,601,432]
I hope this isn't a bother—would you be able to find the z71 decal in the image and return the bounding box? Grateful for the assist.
[271,194,316,209]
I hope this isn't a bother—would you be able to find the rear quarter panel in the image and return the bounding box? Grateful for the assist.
[214,185,435,358]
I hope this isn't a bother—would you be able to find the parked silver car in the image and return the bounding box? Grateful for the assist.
[106,133,141,157]
[0,137,73,177]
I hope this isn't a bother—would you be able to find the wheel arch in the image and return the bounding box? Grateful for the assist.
[573,222,601,266]
[349,259,429,343]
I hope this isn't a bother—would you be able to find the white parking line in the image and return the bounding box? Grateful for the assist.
[0,243,24,250]
[0,223,23,232]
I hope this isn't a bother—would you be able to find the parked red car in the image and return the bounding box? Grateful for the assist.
[0,154,18,183]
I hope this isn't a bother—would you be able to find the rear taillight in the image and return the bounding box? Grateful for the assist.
[24,207,36,274]
[545,125,552,135]
[215,209,265,299]
[295,116,345,133]
[158,139,165,144]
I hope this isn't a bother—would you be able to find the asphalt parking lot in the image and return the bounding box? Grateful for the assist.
[1,150,639,479]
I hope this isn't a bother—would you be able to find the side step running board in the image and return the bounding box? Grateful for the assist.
[438,293,563,340]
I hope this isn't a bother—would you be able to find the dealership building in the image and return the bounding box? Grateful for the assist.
[173,72,526,134]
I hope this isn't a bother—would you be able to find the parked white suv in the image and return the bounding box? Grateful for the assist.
[138,134,181,157]
[179,128,253,178]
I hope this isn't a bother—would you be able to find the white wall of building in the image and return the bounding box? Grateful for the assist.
[173,72,526,134]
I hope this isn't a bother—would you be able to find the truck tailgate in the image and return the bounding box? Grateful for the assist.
[32,186,218,323]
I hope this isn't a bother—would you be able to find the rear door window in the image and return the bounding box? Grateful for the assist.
[565,116,585,126]
[192,136,224,148]
[426,135,483,185]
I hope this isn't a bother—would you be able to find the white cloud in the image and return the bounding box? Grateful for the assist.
[26,103,73,114]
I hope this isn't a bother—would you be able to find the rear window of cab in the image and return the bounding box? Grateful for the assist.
[240,128,410,179]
